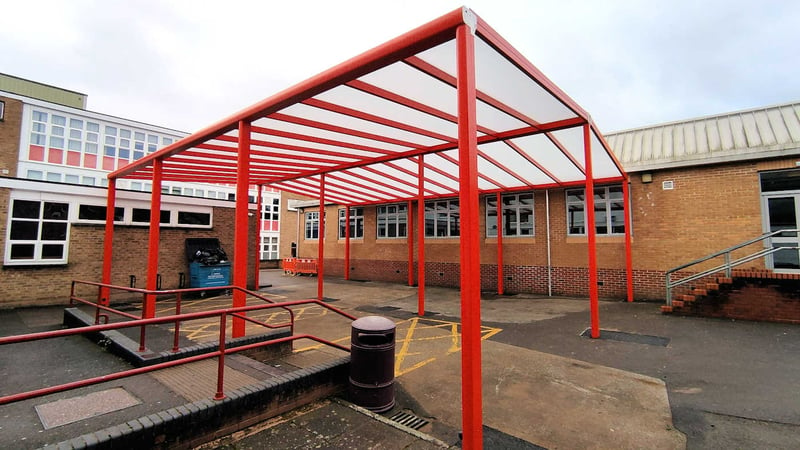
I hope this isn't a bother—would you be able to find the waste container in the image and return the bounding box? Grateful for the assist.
[349,316,396,413]
[185,238,231,289]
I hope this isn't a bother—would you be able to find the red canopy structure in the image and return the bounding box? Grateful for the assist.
[103,7,631,449]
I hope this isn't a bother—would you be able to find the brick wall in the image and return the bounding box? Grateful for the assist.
[0,96,22,177]
[0,204,257,308]
[280,157,796,302]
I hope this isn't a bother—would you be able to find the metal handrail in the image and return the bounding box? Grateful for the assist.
[665,229,799,305]
[69,281,317,350]
[0,298,357,406]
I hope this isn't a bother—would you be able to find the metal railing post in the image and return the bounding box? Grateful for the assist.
[214,313,227,401]
[172,292,182,353]
[724,252,731,277]
[139,292,148,352]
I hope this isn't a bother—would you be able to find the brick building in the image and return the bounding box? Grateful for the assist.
[0,77,278,307]
[282,101,800,301]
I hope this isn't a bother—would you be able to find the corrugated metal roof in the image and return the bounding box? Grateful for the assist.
[605,101,800,172]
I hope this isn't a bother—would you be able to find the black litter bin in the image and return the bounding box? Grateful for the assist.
[185,238,231,289]
[349,316,396,413]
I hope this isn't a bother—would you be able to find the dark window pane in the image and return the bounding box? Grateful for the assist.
[132,209,150,222]
[10,244,35,259]
[10,221,38,240]
[761,169,800,192]
[79,204,106,221]
[42,222,67,240]
[160,211,170,224]
[178,211,210,225]
[12,200,40,219]
[41,244,64,259]
[43,202,68,220]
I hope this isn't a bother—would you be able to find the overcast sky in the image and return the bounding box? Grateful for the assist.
[2,0,798,135]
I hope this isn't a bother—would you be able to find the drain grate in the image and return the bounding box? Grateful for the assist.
[389,411,429,430]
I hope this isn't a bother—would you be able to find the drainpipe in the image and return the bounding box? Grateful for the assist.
[546,189,552,297]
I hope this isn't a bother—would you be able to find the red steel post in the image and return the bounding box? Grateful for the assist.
[254,184,263,290]
[344,205,351,280]
[100,179,116,307]
[623,178,634,302]
[407,200,414,286]
[214,313,227,400]
[456,23,483,450]
[496,192,504,295]
[144,159,163,319]
[318,174,325,300]
[584,124,600,338]
[233,120,251,338]
[417,156,426,316]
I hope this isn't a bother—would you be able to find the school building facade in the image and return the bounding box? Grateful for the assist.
[0,76,281,307]
[282,101,800,305]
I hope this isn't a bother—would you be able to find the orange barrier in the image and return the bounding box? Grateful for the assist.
[283,257,318,276]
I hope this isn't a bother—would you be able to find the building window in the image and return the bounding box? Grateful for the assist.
[486,193,534,237]
[0,100,5,121]
[261,236,279,260]
[6,199,70,264]
[377,204,408,238]
[305,212,320,240]
[132,208,171,224]
[78,204,125,222]
[425,199,459,237]
[338,207,364,239]
[177,211,211,226]
[566,185,626,235]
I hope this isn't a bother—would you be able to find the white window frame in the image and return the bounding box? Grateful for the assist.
[5,194,71,266]
[377,203,408,239]
[425,199,460,238]
[338,207,364,239]
[485,192,535,237]
[566,185,626,236]
[305,211,320,240]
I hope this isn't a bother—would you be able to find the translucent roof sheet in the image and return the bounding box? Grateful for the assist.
[112,7,625,204]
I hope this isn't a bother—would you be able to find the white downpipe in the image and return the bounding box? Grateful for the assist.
[546,189,552,296]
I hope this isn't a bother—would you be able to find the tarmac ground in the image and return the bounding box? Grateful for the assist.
[1,269,799,449]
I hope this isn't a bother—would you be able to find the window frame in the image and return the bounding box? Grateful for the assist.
[338,207,364,239]
[5,197,71,265]
[376,203,408,239]
[566,185,627,236]
[424,199,460,238]
[485,192,535,237]
[305,211,320,240]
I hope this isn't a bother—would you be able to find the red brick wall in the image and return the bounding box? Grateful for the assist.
[280,157,796,302]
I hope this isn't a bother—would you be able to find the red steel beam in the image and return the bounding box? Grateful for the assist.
[456,23,483,450]
[144,159,163,319]
[407,200,414,286]
[584,124,600,338]
[417,156,426,316]
[344,205,351,281]
[232,120,251,338]
[318,174,326,301]
[497,192,504,295]
[254,185,263,290]
[623,177,634,302]
[340,168,417,198]
[250,124,397,156]
[100,179,116,307]
[268,112,423,149]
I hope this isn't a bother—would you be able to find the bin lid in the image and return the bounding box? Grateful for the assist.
[352,316,395,332]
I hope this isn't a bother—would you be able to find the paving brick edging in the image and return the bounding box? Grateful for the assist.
[42,356,350,450]
[63,307,292,367]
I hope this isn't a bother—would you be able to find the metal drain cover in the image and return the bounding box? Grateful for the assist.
[389,411,429,430]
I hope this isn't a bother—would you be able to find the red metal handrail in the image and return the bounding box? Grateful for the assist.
[69,280,316,352]
[0,299,356,406]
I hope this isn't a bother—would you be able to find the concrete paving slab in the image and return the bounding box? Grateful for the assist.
[398,339,685,449]
[35,387,140,429]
